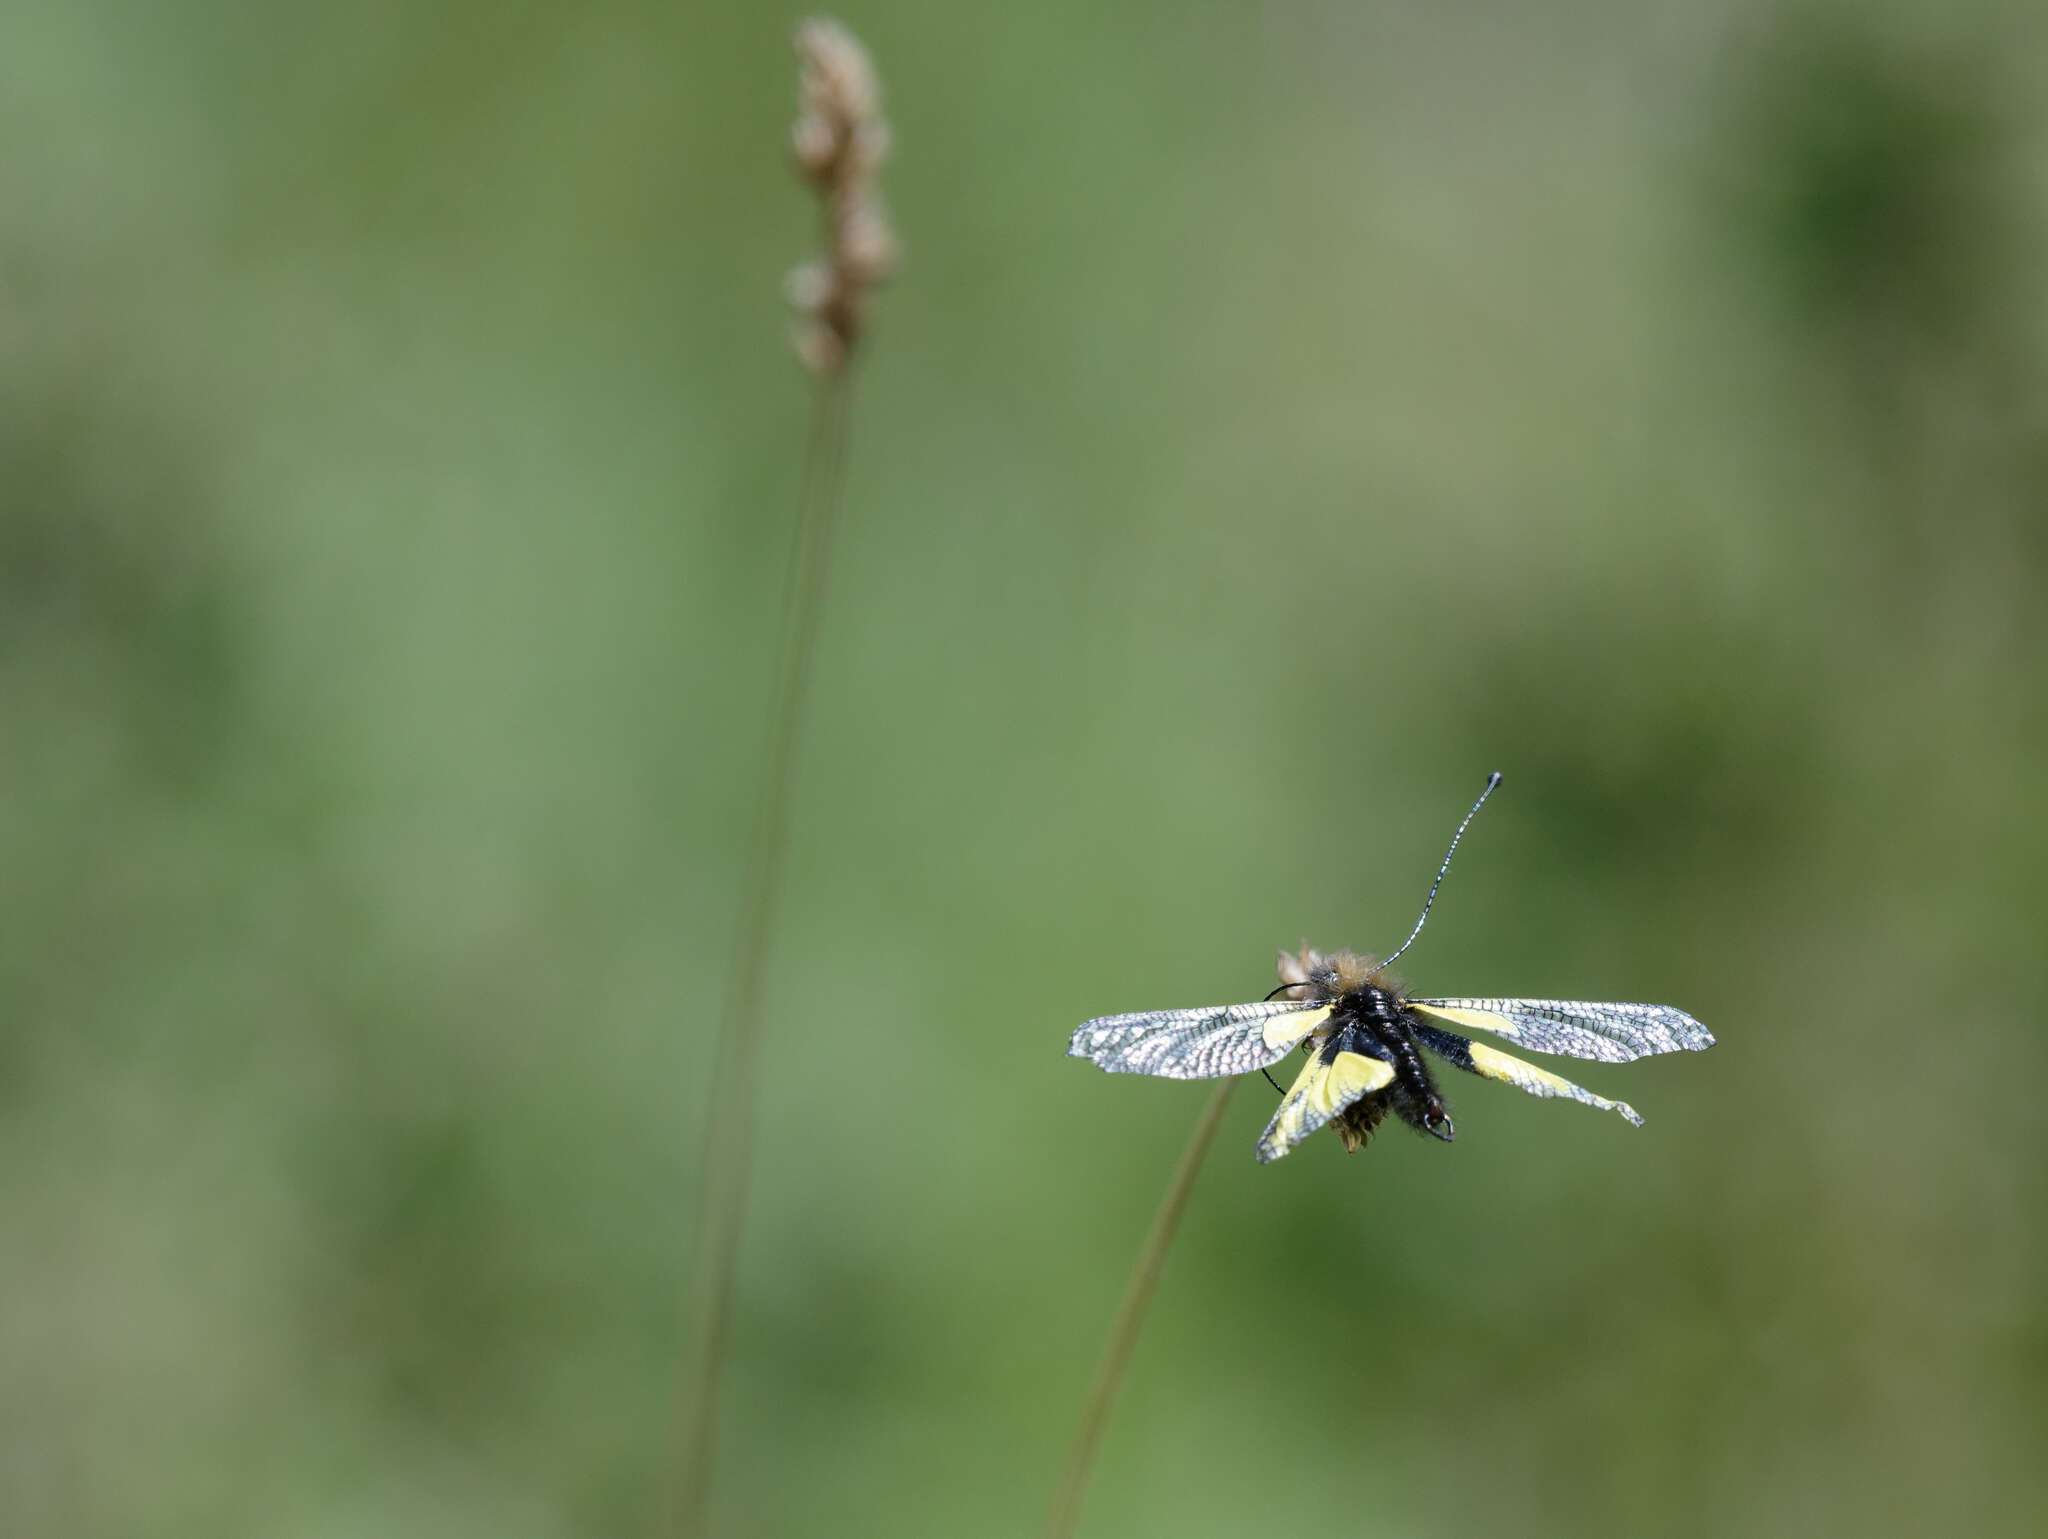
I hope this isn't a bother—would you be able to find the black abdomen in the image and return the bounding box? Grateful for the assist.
[1337,987,1454,1143]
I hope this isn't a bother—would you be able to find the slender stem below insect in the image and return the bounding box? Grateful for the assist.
[674,369,853,1539]
[1043,1078,1237,1539]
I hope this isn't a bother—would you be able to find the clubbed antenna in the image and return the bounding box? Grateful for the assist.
[1381,772,1504,969]
[786,17,898,375]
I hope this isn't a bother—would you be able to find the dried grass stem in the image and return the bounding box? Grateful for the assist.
[1043,1079,1238,1539]
[672,370,852,1539]
[674,23,889,1532]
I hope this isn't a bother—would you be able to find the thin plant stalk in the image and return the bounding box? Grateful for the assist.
[1043,1078,1238,1539]
[674,369,852,1539]
[673,22,892,1535]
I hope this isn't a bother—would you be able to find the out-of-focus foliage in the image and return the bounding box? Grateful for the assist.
[3,3,2045,1536]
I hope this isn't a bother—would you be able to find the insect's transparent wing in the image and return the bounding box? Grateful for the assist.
[1410,999,1712,1064]
[1255,1045,1395,1163]
[1067,1002,1331,1080]
[1413,1023,1643,1126]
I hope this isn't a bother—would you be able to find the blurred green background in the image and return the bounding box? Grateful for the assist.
[5,2,2046,1535]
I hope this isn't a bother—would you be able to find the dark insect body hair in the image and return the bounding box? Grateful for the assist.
[1275,945,1456,1147]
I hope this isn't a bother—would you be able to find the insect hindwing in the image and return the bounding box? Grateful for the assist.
[1067,1001,1332,1080]
[1413,1023,1643,1125]
[1255,1046,1395,1163]
[1409,998,1713,1064]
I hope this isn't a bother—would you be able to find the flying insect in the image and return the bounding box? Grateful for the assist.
[1065,773,1714,1163]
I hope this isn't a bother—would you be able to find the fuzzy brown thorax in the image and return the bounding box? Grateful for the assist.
[1275,945,1401,1004]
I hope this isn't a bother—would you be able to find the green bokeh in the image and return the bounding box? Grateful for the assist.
[4,3,2045,1536]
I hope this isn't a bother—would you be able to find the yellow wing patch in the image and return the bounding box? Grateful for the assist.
[1465,1042,1643,1126]
[1260,1005,1332,1051]
[1323,1051,1395,1106]
[1410,1001,1523,1041]
[1256,1049,1394,1163]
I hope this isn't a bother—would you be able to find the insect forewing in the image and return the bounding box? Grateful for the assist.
[1409,999,1712,1064]
[1067,1001,1331,1080]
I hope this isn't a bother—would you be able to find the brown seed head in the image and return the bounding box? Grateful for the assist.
[787,17,897,374]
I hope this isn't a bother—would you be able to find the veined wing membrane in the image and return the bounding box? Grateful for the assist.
[1256,1045,1395,1163]
[1410,998,1712,1064]
[1067,1002,1331,1080]
[1414,1023,1643,1126]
